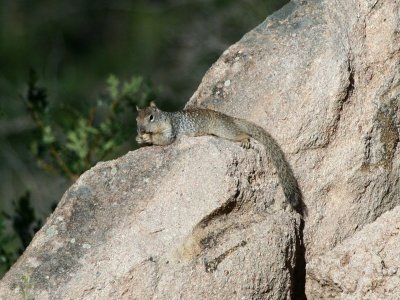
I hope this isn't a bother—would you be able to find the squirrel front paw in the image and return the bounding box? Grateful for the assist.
[136,133,152,144]
[136,134,144,144]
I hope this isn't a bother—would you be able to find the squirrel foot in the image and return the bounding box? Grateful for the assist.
[240,138,251,149]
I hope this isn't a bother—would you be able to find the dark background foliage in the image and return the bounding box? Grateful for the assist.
[0,0,288,277]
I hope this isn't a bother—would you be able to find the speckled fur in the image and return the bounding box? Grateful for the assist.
[136,102,301,208]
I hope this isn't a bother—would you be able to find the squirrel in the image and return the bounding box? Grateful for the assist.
[136,101,302,210]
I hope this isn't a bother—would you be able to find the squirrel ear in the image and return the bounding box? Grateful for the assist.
[136,105,141,112]
[149,101,158,108]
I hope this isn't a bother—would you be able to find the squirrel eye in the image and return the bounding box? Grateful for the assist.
[149,114,154,122]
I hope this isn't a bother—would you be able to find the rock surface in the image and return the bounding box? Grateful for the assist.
[1,0,400,299]
[0,138,301,299]
[189,0,400,257]
[189,0,400,296]
[307,206,400,299]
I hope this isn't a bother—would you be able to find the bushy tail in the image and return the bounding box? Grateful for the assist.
[235,119,302,209]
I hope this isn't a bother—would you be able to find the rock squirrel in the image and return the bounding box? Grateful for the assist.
[136,101,302,209]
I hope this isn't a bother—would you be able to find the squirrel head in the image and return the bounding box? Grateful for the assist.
[136,101,167,134]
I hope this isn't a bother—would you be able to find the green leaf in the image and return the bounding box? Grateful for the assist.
[122,76,143,96]
[86,126,98,135]
[42,126,55,144]
[106,74,120,100]
[65,119,89,159]
[30,141,38,156]
[99,120,112,135]
[101,140,115,152]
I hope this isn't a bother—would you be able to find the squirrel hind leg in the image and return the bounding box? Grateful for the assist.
[213,127,250,148]
[228,133,250,149]
[229,133,251,149]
